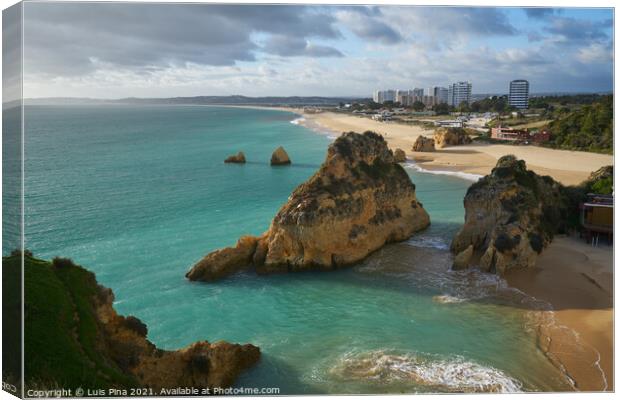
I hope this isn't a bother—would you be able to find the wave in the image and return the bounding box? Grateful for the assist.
[432,294,467,304]
[330,350,522,393]
[404,161,483,182]
[290,117,306,125]
[405,235,450,250]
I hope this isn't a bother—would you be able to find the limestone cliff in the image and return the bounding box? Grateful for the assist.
[433,128,472,148]
[393,148,407,162]
[412,136,435,152]
[187,131,430,281]
[4,254,260,391]
[450,155,569,275]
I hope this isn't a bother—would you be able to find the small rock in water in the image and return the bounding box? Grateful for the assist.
[270,146,291,165]
[224,151,246,163]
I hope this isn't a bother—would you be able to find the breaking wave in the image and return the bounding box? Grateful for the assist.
[330,350,523,393]
[290,117,306,125]
[404,161,483,182]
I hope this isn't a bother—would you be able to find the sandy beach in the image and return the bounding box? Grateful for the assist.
[297,111,613,186]
[506,236,613,391]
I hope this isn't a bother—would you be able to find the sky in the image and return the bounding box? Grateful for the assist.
[14,3,615,98]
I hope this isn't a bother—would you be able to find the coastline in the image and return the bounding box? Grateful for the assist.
[220,105,614,391]
[286,109,612,186]
[505,236,613,391]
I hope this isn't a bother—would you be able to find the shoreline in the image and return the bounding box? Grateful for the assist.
[217,105,615,391]
[282,108,612,186]
[505,235,613,392]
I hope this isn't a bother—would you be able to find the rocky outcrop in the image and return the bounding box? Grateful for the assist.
[271,146,291,165]
[96,283,260,390]
[393,148,407,162]
[224,152,246,163]
[185,236,258,281]
[433,128,472,149]
[450,155,569,275]
[187,131,430,281]
[452,244,473,270]
[412,136,435,152]
[7,254,260,391]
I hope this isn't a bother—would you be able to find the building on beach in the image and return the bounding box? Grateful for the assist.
[580,194,613,245]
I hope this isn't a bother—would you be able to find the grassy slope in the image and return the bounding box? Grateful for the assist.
[3,254,138,389]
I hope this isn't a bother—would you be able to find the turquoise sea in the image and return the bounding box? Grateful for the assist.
[12,105,572,393]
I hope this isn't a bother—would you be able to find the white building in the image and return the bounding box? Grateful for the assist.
[509,79,529,109]
[448,81,472,107]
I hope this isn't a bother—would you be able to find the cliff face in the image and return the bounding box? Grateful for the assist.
[450,156,568,275]
[412,136,435,152]
[187,131,430,281]
[7,254,259,391]
[434,128,472,148]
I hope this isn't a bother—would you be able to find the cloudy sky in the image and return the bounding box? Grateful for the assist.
[20,3,613,98]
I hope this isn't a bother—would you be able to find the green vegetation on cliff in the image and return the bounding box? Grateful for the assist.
[3,253,261,392]
[543,95,613,154]
[3,254,138,389]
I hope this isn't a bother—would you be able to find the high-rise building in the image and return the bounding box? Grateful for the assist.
[384,90,396,102]
[373,90,381,103]
[509,80,529,109]
[448,81,472,107]
[412,88,424,102]
[434,87,449,104]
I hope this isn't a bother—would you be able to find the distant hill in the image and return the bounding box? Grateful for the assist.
[25,95,367,107]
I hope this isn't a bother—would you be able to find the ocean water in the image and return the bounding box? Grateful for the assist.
[16,105,572,393]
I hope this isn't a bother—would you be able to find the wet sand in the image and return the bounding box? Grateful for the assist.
[505,236,613,391]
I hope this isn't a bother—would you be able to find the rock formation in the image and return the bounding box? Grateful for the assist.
[433,128,472,149]
[97,282,260,390]
[393,148,407,162]
[187,131,430,282]
[450,155,569,275]
[412,136,435,152]
[271,146,291,165]
[5,253,260,391]
[224,152,246,163]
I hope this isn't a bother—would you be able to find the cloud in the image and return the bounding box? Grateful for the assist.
[336,8,403,44]
[262,36,343,58]
[545,16,611,43]
[523,8,556,19]
[20,4,613,98]
[23,3,344,77]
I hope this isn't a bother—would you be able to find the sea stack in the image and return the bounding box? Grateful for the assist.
[224,151,246,163]
[450,155,568,275]
[187,131,430,281]
[433,128,472,149]
[271,146,291,165]
[412,136,435,152]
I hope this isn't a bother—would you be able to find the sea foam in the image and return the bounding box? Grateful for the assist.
[404,161,483,182]
[331,350,522,393]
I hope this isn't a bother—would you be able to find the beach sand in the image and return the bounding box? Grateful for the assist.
[505,236,613,392]
[299,111,613,186]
